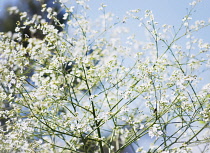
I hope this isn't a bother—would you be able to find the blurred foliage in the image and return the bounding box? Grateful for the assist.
[0,0,66,41]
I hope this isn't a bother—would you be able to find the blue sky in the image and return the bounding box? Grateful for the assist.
[1,0,209,24]
[1,0,209,34]
[86,0,210,41]
[87,0,210,23]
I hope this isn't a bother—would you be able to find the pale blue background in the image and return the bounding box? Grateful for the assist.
[1,0,210,41]
[0,0,209,152]
[86,0,210,41]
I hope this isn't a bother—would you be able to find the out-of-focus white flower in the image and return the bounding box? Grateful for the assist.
[149,124,163,138]
[15,27,20,32]
[60,0,68,2]
[63,13,68,20]
[8,6,19,14]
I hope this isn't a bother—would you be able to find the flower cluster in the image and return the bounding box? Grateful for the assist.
[0,0,210,152]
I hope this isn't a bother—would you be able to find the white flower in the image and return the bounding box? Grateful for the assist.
[60,0,68,2]
[63,13,68,20]
[20,12,27,20]
[69,6,75,12]
[136,147,143,152]
[76,0,84,5]
[149,125,163,138]
[46,7,52,13]
[15,27,20,32]
[189,1,197,6]
[8,6,19,14]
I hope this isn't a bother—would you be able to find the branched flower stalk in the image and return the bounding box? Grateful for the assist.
[0,0,210,153]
